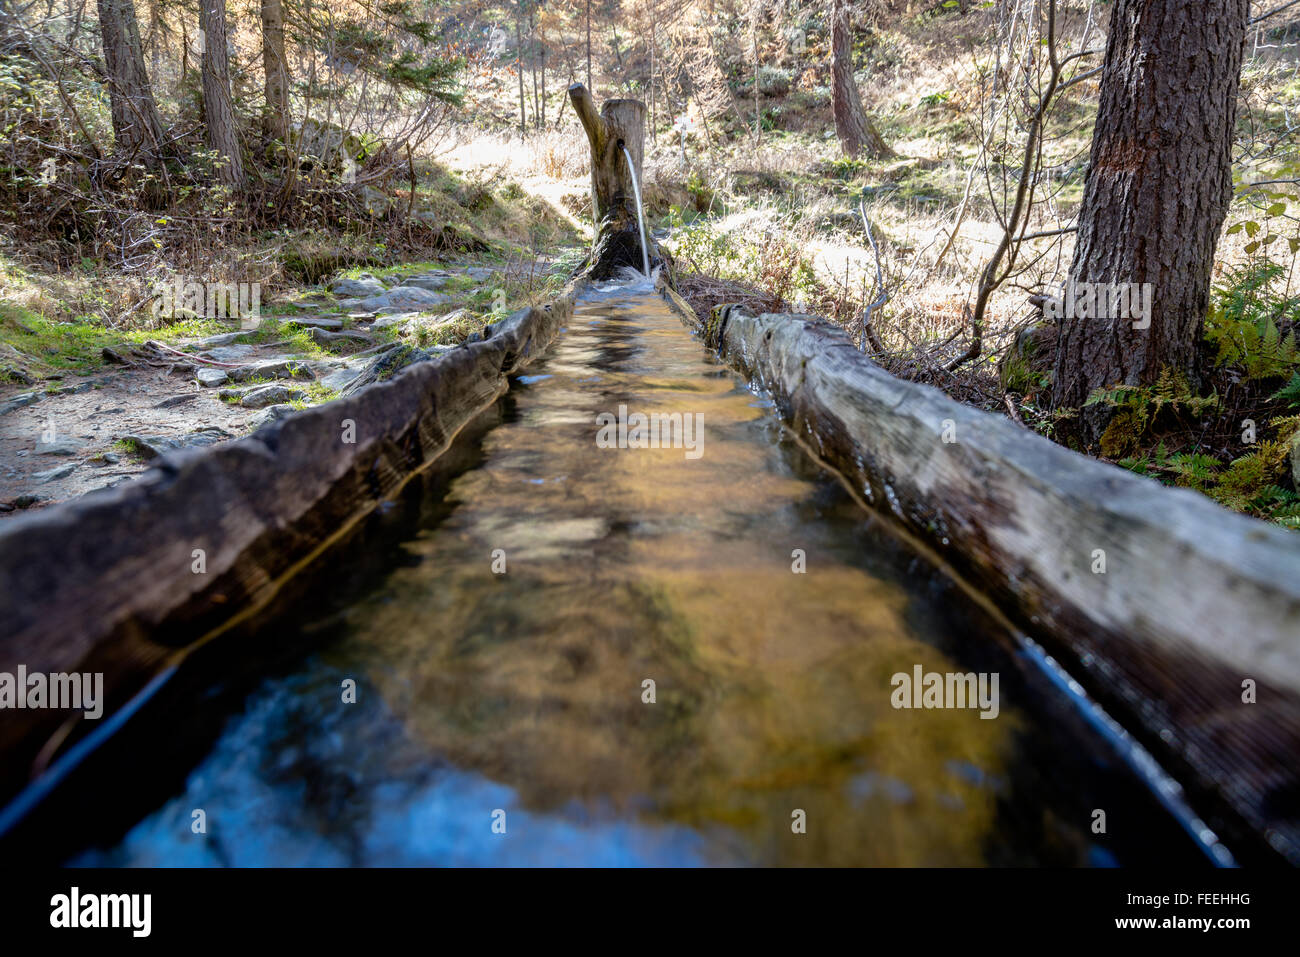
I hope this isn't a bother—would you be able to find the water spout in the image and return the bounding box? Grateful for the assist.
[622,146,651,278]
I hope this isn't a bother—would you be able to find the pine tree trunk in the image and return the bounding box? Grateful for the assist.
[260,0,290,143]
[516,12,526,136]
[200,0,246,189]
[568,83,669,280]
[1051,0,1249,441]
[752,14,760,144]
[829,0,892,159]
[649,21,656,144]
[96,0,165,155]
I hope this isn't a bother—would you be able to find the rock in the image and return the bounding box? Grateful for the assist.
[119,428,231,459]
[319,365,367,392]
[231,384,307,408]
[285,315,344,331]
[227,359,316,383]
[0,502,12,512]
[330,275,387,298]
[360,186,394,218]
[337,344,442,398]
[309,328,373,347]
[201,345,257,362]
[11,494,40,508]
[465,267,494,281]
[0,392,42,417]
[154,394,198,409]
[117,435,166,459]
[196,367,230,387]
[403,274,450,291]
[102,452,121,464]
[167,362,197,377]
[1290,430,1300,490]
[370,312,422,330]
[189,332,245,349]
[34,463,75,482]
[360,286,453,312]
[36,437,84,456]
[248,403,298,430]
[178,428,231,450]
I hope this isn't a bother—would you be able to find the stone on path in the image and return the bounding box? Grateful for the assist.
[33,463,76,483]
[227,359,316,383]
[285,315,344,330]
[330,276,387,298]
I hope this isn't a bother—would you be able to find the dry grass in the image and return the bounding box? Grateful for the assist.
[677,273,786,324]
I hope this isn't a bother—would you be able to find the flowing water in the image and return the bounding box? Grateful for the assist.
[51,282,1209,867]
[622,146,651,277]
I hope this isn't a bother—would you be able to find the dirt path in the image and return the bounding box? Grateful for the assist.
[0,263,500,518]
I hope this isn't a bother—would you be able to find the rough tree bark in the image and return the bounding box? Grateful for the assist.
[830,0,892,159]
[568,83,669,280]
[260,0,290,143]
[200,0,246,189]
[96,0,165,155]
[1051,0,1249,441]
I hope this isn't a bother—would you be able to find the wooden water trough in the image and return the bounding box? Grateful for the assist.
[660,286,1300,866]
[1,90,1297,864]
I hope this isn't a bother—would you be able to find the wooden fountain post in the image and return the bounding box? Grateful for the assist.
[568,82,672,281]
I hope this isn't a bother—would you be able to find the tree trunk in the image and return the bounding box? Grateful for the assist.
[1050,0,1249,441]
[649,20,656,144]
[529,8,538,130]
[568,83,669,280]
[829,0,892,159]
[516,12,526,136]
[199,0,246,189]
[96,0,165,156]
[751,9,760,144]
[260,0,290,143]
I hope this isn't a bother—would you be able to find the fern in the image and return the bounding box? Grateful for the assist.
[1270,372,1300,409]
[1089,371,1218,457]
[1205,262,1300,380]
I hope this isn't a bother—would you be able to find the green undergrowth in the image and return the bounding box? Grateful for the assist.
[1087,263,1300,529]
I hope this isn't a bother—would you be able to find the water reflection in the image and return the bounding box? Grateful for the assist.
[75,288,1198,866]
